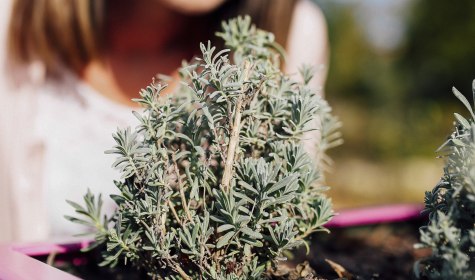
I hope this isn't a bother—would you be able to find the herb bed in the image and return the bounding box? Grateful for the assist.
[0,204,427,280]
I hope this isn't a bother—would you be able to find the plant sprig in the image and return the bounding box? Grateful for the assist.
[416,81,475,279]
[67,15,341,279]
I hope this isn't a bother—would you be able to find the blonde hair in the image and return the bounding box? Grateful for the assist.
[7,0,296,78]
[8,0,104,77]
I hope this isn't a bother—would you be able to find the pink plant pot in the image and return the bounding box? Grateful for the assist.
[326,203,425,228]
[0,204,425,279]
[0,241,88,280]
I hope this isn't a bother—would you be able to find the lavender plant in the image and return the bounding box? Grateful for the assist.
[66,16,341,279]
[415,82,475,279]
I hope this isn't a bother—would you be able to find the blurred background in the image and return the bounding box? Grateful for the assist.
[315,0,475,208]
[0,0,475,240]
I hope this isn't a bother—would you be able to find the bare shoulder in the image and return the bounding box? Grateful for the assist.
[291,0,327,34]
[286,0,329,90]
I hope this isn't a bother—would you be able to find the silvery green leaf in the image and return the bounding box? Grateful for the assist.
[452,138,466,147]
[194,145,206,156]
[268,194,295,206]
[175,133,193,144]
[63,216,90,226]
[234,193,254,204]
[238,181,259,195]
[175,150,190,160]
[216,231,235,249]
[236,215,251,224]
[241,236,264,247]
[217,224,235,233]
[258,216,286,225]
[202,106,215,130]
[454,113,471,130]
[453,87,475,120]
[240,227,263,239]
[267,175,297,194]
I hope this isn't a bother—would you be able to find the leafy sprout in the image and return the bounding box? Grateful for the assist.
[416,81,475,279]
[66,15,341,279]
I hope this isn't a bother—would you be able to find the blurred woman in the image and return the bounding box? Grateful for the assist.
[0,0,328,241]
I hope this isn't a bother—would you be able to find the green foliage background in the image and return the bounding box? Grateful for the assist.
[314,0,475,207]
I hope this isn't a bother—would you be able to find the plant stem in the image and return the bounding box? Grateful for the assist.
[173,154,194,224]
[169,262,192,280]
[221,61,252,192]
[168,200,183,227]
[221,96,244,192]
[46,251,58,266]
[175,266,192,280]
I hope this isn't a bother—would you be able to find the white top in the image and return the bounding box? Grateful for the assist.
[0,72,138,241]
[0,0,328,242]
[37,75,137,239]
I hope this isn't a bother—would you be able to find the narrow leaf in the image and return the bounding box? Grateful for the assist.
[453,87,475,120]
[216,231,235,248]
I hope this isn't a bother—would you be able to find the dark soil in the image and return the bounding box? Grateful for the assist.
[35,248,146,280]
[289,220,432,280]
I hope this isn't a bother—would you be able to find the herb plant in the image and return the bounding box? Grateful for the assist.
[415,82,475,279]
[67,16,341,279]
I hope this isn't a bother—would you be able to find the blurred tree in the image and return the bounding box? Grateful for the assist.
[317,0,467,160]
[313,0,472,206]
[400,0,475,101]
[323,5,411,159]
[395,0,475,158]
